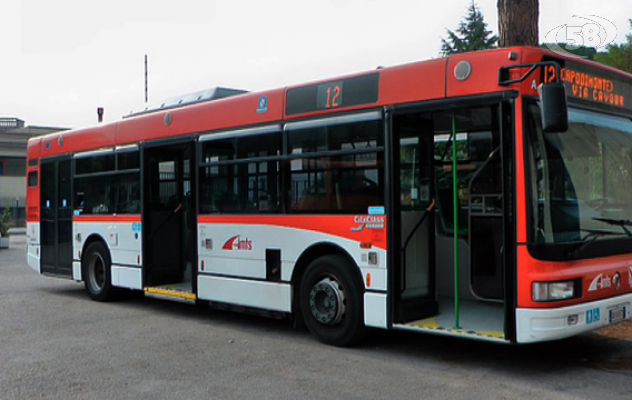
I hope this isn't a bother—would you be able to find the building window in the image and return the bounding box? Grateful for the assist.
[0,157,26,176]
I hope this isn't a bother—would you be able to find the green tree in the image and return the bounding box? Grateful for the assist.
[594,19,632,73]
[540,43,598,59]
[0,208,12,237]
[441,1,498,55]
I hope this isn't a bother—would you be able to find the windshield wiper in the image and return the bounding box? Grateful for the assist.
[566,228,624,257]
[592,217,632,237]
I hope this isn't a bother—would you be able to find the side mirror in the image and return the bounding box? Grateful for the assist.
[539,82,568,132]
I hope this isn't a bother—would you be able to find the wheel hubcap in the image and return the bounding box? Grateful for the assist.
[309,277,346,325]
[88,253,105,292]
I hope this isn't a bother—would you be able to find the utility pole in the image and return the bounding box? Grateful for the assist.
[145,54,148,104]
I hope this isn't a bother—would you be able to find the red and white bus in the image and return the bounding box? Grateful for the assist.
[26,47,632,345]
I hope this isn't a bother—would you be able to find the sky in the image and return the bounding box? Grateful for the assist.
[0,0,630,128]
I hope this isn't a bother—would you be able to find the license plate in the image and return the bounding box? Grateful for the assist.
[608,304,628,324]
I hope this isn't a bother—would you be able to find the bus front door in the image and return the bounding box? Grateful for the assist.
[391,103,510,341]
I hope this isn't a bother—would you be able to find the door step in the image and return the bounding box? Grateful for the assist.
[394,318,506,342]
[144,287,197,303]
[393,298,507,342]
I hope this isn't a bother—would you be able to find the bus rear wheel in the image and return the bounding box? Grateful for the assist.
[299,255,365,346]
[82,241,115,301]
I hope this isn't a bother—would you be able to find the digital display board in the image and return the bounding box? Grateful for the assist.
[286,73,379,115]
[543,60,632,114]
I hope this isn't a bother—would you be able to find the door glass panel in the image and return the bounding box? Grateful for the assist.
[58,160,71,211]
[396,114,434,302]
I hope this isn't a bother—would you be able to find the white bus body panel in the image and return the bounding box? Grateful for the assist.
[198,222,388,327]
[364,292,388,328]
[516,292,632,343]
[197,223,387,291]
[73,219,142,289]
[198,275,292,312]
[26,222,40,273]
[72,261,81,281]
[111,266,143,290]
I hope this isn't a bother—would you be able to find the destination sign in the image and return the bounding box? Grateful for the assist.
[543,60,632,114]
[286,73,379,115]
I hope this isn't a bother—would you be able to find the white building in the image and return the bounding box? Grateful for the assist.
[0,117,67,226]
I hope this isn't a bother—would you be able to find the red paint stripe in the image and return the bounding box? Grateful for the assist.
[73,214,141,223]
[198,214,387,250]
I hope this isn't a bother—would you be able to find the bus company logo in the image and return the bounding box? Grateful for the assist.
[544,15,617,59]
[257,96,268,113]
[222,235,253,251]
[351,215,385,232]
[588,272,621,292]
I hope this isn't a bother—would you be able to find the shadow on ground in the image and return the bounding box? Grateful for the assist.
[44,283,632,378]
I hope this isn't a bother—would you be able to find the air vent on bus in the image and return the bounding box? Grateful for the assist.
[124,87,248,118]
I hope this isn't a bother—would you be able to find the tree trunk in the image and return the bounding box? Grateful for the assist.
[498,0,539,47]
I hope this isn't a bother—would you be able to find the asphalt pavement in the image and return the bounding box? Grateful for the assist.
[1,234,632,400]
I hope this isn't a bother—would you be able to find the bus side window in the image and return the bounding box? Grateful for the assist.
[116,172,140,214]
[73,151,140,215]
[74,175,116,215]
[199,133,282,214]
[288,118,384,214]
[27,171,38,187]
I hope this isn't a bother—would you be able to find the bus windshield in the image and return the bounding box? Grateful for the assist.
[527,104,632,250]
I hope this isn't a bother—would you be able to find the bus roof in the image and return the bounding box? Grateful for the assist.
[29,46,632,159]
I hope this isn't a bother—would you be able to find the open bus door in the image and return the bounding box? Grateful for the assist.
[390,98,514,342]
[142,139,197,300]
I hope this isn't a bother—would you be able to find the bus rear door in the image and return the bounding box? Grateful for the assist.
[40,156,73,277]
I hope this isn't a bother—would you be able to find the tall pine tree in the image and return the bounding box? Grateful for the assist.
[441,1,498,55]
[498,0,539,47]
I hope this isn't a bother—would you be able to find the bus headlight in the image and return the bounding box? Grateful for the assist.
[532,280,578,302]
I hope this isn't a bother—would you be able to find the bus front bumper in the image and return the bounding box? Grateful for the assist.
[516,293,632,343]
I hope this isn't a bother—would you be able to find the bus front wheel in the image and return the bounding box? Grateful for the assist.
[82,241,115,301]
[299,255,365,346]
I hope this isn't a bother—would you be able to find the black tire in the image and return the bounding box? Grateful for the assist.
[82,241,116,301]
[299,255,366,346]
